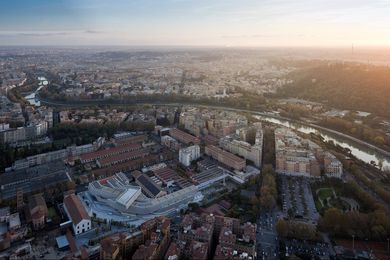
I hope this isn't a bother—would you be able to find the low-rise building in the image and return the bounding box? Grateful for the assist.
[0,161,70,200]
[88,172,142,210]
[133,171,166,198]
[169,128,200,145]
[80,143,143,164]
[26,194,48,230]
[96,149,149,168]
[9,137,104,171]
[63,193,91,235]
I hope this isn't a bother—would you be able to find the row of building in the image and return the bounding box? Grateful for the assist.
[0,190,91,256]
[173,213,256,259]
[169,128,200,145]
[0,179,42,253]
[179,107,248,138]
[0,96,54,145]
[0,96,24,126]
[7,137,105,171]
[0,160,71,200]
[275,128,343,178]
[159,124,262,182]
[205,145,246,171]
[99,216,171,260]
[219,123,263,168]
[99,213,257,260]
[0,122,48,144]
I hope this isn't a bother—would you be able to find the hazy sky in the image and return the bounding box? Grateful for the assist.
[1,0,390,46]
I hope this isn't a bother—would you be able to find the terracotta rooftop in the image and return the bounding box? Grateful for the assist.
[66,229,78,254]
[206,145,246,164]
[101,237,120,255]
[214,245,234,260]
[165,242,180,260]
[91,154,159,177]
[190,241,208,260]
[27,194,48,221]
[133,244,158,260]
[170,128,200,144]
[64,193,90,225]
[115,134,146,146]
[80,143,142,162]
[98,149,148,166]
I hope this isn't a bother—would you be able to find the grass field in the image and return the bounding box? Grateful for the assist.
[48,207,58,219]
[315,188,336,210]
[317,188,335,201]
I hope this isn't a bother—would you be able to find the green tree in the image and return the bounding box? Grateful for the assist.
[276,219,288,237]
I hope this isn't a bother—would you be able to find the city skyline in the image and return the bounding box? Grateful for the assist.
[0,1,390,259]
[1,0,390,46]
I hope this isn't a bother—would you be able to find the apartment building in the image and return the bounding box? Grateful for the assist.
[323,152,343,178]
[176,213,256,259]
[179,145,201,167]
[205,145,246,171]
[275,128,321,178]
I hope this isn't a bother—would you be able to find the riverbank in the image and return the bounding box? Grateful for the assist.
[38,96,390,159]
[307,123,389,157]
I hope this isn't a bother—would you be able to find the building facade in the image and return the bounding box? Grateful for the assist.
[63,193,91,235]
[179,145,201,167]
[205,145,246,171]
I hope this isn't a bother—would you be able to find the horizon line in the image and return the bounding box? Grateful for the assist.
[1,44,390,49]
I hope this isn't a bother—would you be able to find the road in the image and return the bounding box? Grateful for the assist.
[257,211,279,260]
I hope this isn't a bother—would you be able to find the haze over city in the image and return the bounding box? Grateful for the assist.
[1,0,390,46]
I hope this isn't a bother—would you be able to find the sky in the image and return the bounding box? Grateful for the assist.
[0,0,390,46]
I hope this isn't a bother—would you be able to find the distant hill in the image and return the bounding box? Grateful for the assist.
[277,63,390,117]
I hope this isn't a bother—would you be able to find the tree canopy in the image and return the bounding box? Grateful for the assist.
[278,63,390,117]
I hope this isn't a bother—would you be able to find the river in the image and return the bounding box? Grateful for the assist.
[24,77,48,106]
[35,92,390,171]
[254,115,390,171]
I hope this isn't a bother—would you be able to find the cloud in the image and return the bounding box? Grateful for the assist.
[84,30,103,34]
[0,30,104,37]
[221,34,287,39]
[16,32,71,37]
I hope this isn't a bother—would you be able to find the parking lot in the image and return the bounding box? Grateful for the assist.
[279,176,318,222]
[257,211,280,260]
[282,239,331,260]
